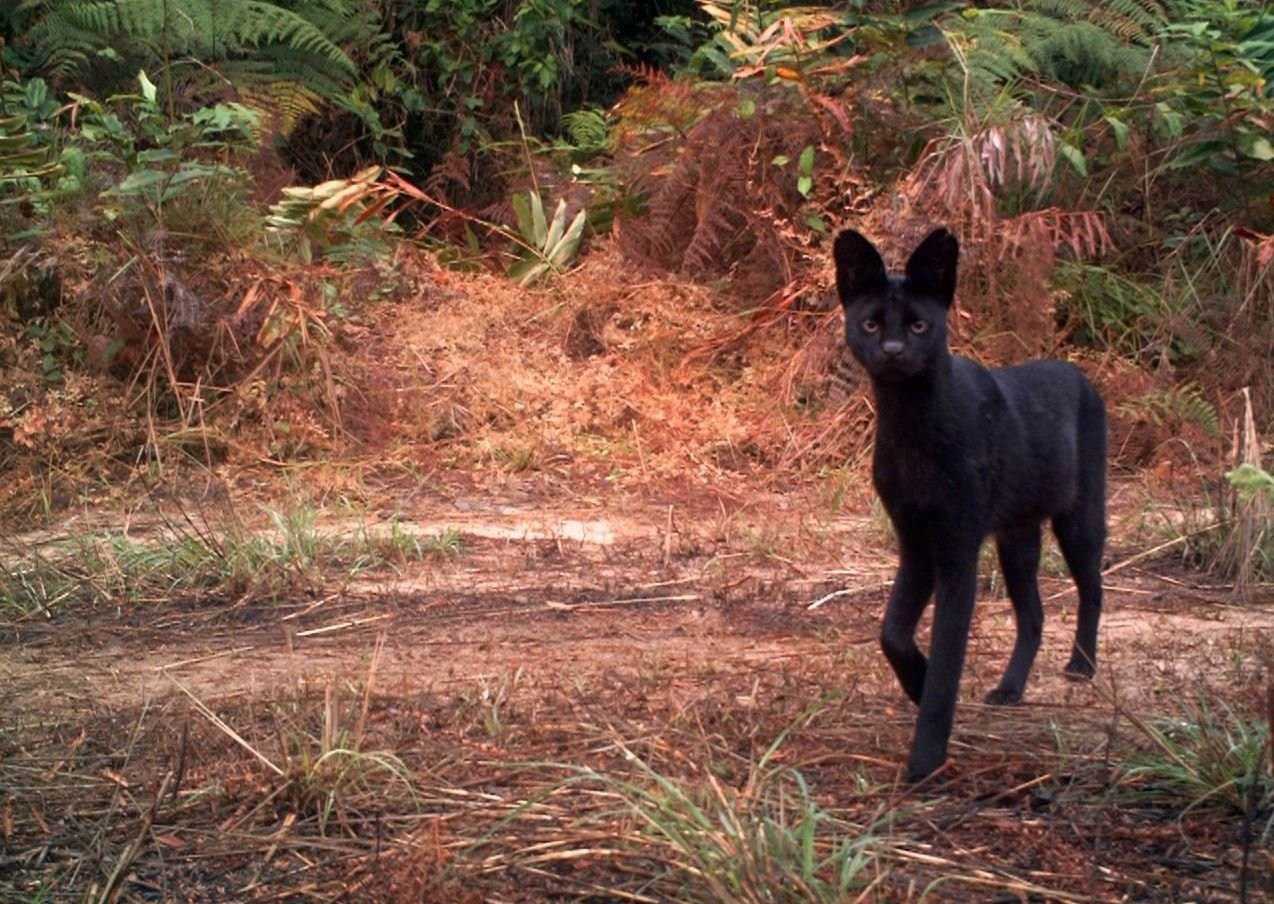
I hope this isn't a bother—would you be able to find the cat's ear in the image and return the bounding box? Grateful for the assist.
[904,228,959,306]
[833,230,887,303]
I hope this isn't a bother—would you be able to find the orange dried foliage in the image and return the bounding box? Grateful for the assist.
[896,116,1116,357]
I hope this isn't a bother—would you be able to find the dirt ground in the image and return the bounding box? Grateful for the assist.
[2,469,1271,902]
[1,240,1270,900]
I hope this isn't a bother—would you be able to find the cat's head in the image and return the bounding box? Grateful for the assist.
[832,227,959,382]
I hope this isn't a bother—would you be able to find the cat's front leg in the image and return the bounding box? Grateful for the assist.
[880,527,935,705]
[905,553,979,782]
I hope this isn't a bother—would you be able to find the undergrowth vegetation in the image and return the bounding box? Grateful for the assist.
[0,498,462,615]
[1121,694,1272,832]
[0,3,1269,595]
[3,1,1267,586]
[551,735,889,901]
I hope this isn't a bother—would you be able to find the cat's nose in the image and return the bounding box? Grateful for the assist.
[882,339,905,357]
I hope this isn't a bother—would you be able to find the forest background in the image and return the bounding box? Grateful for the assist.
[1,1,1273,900]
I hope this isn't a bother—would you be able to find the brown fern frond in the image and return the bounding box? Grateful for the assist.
[424,146,472,206]
[235,82,322,137]
[612,79,727,144]
[805,91,854,137]
[615,83,822,289]
[681,141,750,274]
[1001,208,1113,260]
[626,148,701,269]
[611,61,669,87]
[905,113,1058,230]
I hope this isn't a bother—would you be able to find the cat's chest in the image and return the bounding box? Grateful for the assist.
[872,417,990,513]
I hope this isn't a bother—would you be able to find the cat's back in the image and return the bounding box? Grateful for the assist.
[989,359,1103,425]
[987,358,1105,515]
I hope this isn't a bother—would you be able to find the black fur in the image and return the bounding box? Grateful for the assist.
[834,227,1107,782]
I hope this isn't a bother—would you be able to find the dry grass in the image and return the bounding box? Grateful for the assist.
[3,635,1268,902]
[349,244,882,490]
[1,483,1270,901]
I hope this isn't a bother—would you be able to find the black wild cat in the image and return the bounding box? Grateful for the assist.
[833,227,1107,783]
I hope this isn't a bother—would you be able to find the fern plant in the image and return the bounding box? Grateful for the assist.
[1116,384,1220,438]
[941,0,1165,98]
[12,0,359,120]
[559,107,612,160]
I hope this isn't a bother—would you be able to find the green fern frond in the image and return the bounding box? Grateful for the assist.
[233,79,322,134]
[943,1,1165,96]
[15,11,99,83]
[288,0,368,43]
[225,50,351,101]
[71,0,217,41]
[63,0,353,72]
[1118,383,1220,436]
[17,0,358,103]
[561,107,611,156]
[223,3,353,70]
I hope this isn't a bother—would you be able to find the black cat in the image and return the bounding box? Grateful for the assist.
[833,227,1107,783]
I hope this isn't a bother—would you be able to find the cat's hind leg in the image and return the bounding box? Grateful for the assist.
[1057,395,1107,680]
[1052,506,1104,680]
[985,525,1044,705]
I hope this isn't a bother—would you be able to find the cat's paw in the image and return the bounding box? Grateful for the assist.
[1063,658,1096,681]
[904,757,953,787]
[983,686,1023,706]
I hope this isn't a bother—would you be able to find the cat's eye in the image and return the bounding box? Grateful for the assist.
[861,319,880,333]
[909,321,928,335]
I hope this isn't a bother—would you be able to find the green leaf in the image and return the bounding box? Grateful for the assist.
[1238,132,1274,161]
[107,169,168,196]
[1103,115,1129,152]
[1164,139,1230,171]
[547,209,587,269]
[544,199,568,252]
[157,166,233,202]
[1058,142,1087,177]
[798,145,815,176]
[530,191,547,246]
[507,258,549,286]
[512,192,533,240]
[136,148,179,164]
[796,146,816,197]
[1154,103,1184,140]
[138,70,157,104]
[738,98,756,120]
